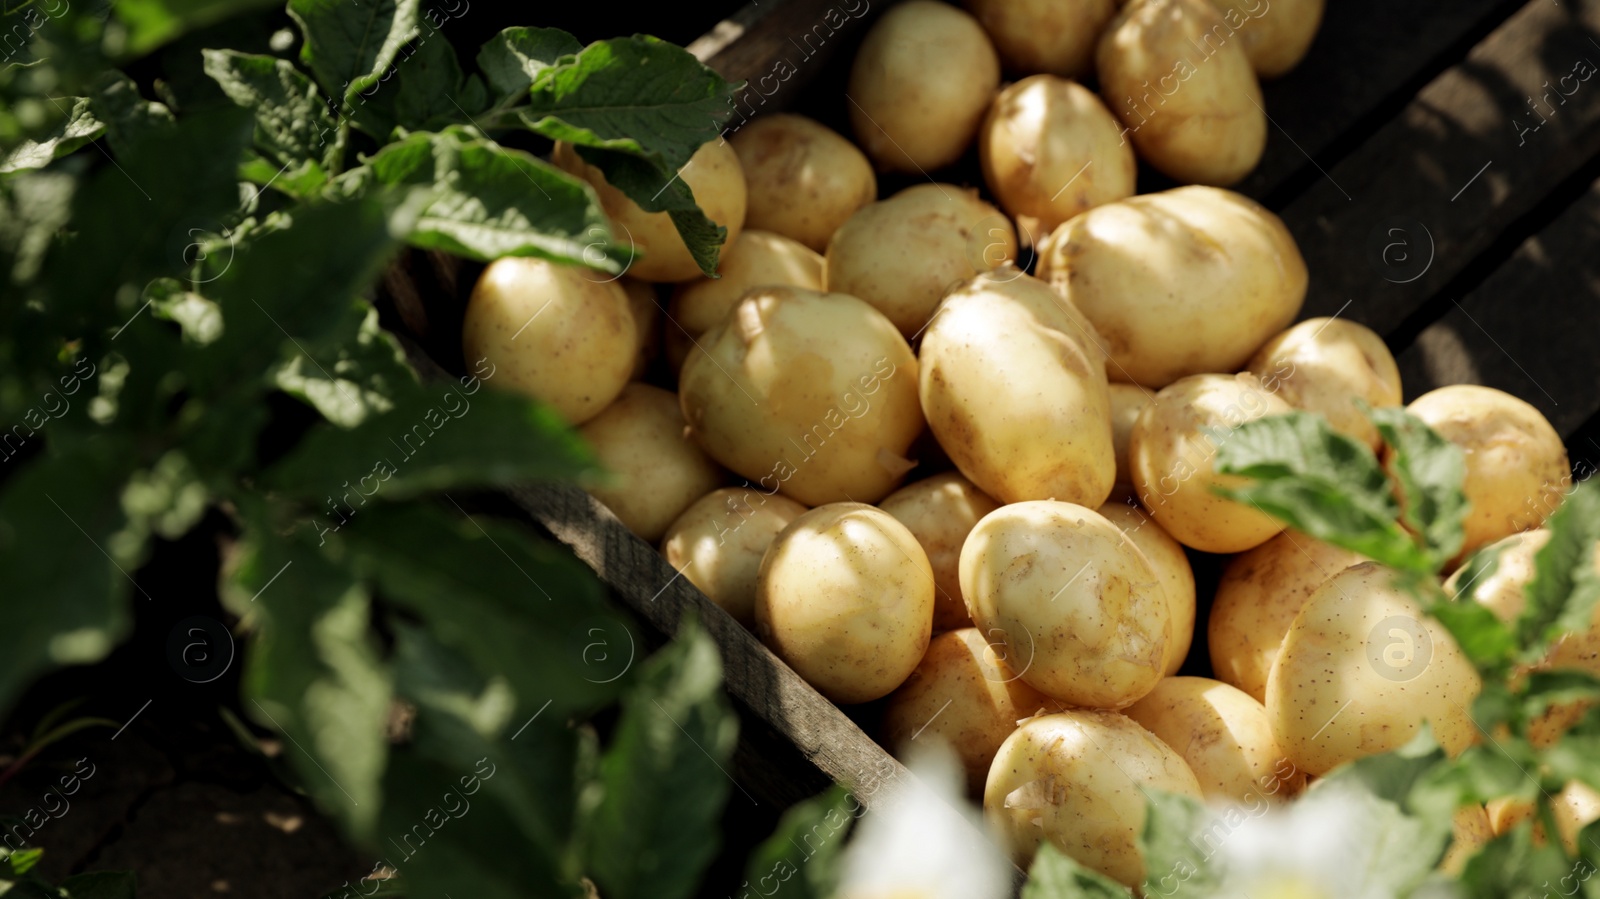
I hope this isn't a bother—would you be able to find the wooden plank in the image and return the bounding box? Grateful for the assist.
[1283,0,1600,334]
[1396,175,1600,438]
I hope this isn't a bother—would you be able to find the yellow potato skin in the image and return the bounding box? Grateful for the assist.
[755,503,935,703]
[1214,0,1325,78]
[826,184,1016,338]
[1406,385,1570,561]
[678,287,923,506]
[963,0,1118,78]
[462,257,636,425]
[847,0,1000,173]
[1096,0,1266,186]
[1124,676,1305,803]
[1130,373,1294,553]
[882,628,1063,794]
[552,139,746,283]
[1439,804,1494,876]
[729,114,877,253]
[1208,530,1368,702]
[620,278,659,380]
[979,75,1136,235]
[879,473,1002,632]
[1486,782,1600,856]
[660,487,808,627]
[984,709,1203,887]
[919,271,1114,506]
[1036,186,1306,388]
[1266,562,1482,776]
[578,384,724,542]
[1108,383,1154,486]
[960,501,1170,708]
[666,230,825,372]
[1098,500,1196,676]
[1246,317,1402,450]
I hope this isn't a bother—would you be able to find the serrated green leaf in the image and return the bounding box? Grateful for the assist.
[87,72,175,156]
[56,870,137,898]
[1518,480,1600,662]
[112,0,279,56]
[1370,406,1469,565]
[1454,823,1571,899]
[1429,597,1515,676]
[584,617,736,899]
[288,0,420,109]
[476,27,581,103]
[385,29,484,132]
[576,145,725,276]
[4,847,42,876]
[1137,790,1222,898]
[201,49,339,170]
[0,96,102,174]
[1024,843,1130,899]
[741,788,856,899]
[238,151,328,199]
[270,302,416,428]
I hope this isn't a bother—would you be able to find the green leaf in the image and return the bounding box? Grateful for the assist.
[1370,406,1469,565]
[476,27,581,103]
[578,145,725,276]
[0,168,76,286]
[145,278,223,346]
[121,450,209,540]
[112,0,280,56]
[1538,733,1600,795]
[584,617,737,899]
[1137,790,1222,898]
[224,514,391,842]
[0,96,102,174]
[288,0,420,108]
[1517,479,1600,662]
[56,870,137,898]
[1454,823,1570,899]
[386,30,485,132]
[741,788,856,899]
[1428,596,1515,675]
[363,129,626,269]
[238,152,328,199]
[3,847,43,876]
[201,49,339,170]
[1524,671,1600,728]
[1320,728,1447,817]
[1024,843,1130,899]
[1307,784,1449,896]
[1211,412,1433,575]
[87,72,175,156]
[270,302,417,428]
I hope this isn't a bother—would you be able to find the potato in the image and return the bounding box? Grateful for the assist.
[1108,383,1153,486]
[963,0,1118,78]
[660,487,808,626]
[1209,530,1368,702]
[826,184,1015,338]
[1266,562,1481,776]
[1406,385,1570,561]
[1036,186,1306,388]
[847,0,1000,172]
[879,473,1001,632]
[882,628,1062,793]
[620,278,658,380]
[979,75,1136,235]
[1124,676,1305,803]
[1245,318,1401,450]
[919,270,1114,506]
[1130,373,1294,553]
[1096,0,1265,185]
[679,287,923,506]
[578,384,723,542]
[1098,500,1195,676]
[985,709,1202,886]
[729,114,877,252]
[1214,0,1324,78]
[755,503,935,703]
[462,257,636,424]
[665,230,825,372]
[1487,782,1600,855]
[960,501,1170,708]
[1440,805,1494,876]
[552,139,746,283]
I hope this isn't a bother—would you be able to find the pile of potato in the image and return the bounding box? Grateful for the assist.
[458,0,1592,888]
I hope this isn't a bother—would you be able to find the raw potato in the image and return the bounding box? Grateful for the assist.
[1036,186,1306,388]
[960,501,1170,708]
[1098,500,1195,676]
[985,709,1202,886]
[979,75,1137,235]
[919,270,1114,506]
[1246,317,1402,450]
[1209,531,1368,702]
[462,257,636,425]
[1486,782,1600,855]
[882,628,1062,793]
[1266,562,1482,776]
[1130,373,1294,553]
[578,384,723,542]
[1440,805,1494,876]
[879,473,1002,631]
[1124,676,1306,803]
[1096,0,1266,186]
[729,114,877,252]
[660,487,808,626]
[847,0,1001,172]
[1214,0,1325,78]
[666,230,825,372]
[1406,385,1570,561]
[1108,383,1153,486]
[552,139,747,283]
[755,503,935,703]
[826,184,1016,338]
[621,278,658,380]
[679,287,923,506]
[963,0,1118,78]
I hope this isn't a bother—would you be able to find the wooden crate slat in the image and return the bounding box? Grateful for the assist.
[1396,174,1600,439]
[1283,0,1600,335]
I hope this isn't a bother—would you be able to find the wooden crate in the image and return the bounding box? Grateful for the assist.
[389,0,1600,821]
